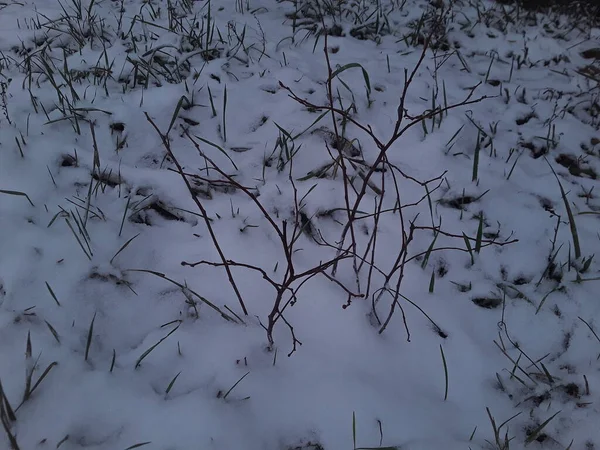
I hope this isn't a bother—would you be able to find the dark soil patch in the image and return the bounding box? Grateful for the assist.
[439,195,477,210]
[582,48,600,60]
[60,154,78,167]
[560,382,581,398]
[110,122,125,133]
[516,111,537,125]
[556,153,597,179]
[521,141,547,159]
[130,200,189,225]
[513,275,532,285]
[472,297,503,309]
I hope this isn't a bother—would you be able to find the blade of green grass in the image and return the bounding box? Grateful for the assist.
[545,158,581,259]
[44,320,60,344]
[29,362,57,397]
[222,371,249,400]
[85,312,96,361]
[440,345,448,401]
[110,233,140,265]
[525,411,560,445]
[475,214,484,254]
[330,63,371,98]
[167,95,191,135]
[124,442,152,450]
[353,411,357,450]
[463,232,474,264]
[165,371,182,395]
[222,84,227,142]
[0,189,34,207]
[135,323,180,369]
[45,282,61,306]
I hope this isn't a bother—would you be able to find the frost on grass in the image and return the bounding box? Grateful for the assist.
[1,0,600,449]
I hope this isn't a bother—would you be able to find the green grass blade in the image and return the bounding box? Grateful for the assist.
[189,134,238,170]
[85,312,96,361]
[546,158,581,259]
[29,362,58,397]
[0,189,35,207]
[353,411,357,450]
[463,232,474,264]
[64,218,92,260]
[166,371,182,395]
[222,84,227,142]
[45,282,61,306]
[110,349,116,373]
[474,214,484,254]
[44,320,61,344]
[440,345,448,401]
[124,442,152,450]
[119,195,132,237]
[135,323,180,369]
[167,95,190,135]
[421,227,440,269]
[525,411,560,445]
[429,271,435,293]
[223,371,250,400]
[330,63,371,97]
[110,233,140,265]
[472,130,481,182]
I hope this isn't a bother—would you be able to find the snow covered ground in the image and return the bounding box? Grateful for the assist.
[1,0,600,448]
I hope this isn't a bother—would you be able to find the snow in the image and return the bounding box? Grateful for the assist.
[1,0,600,449]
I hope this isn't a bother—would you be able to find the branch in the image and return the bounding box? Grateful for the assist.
[144,112,249,316]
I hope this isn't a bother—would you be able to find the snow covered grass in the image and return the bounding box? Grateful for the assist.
[1,0,600,449]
